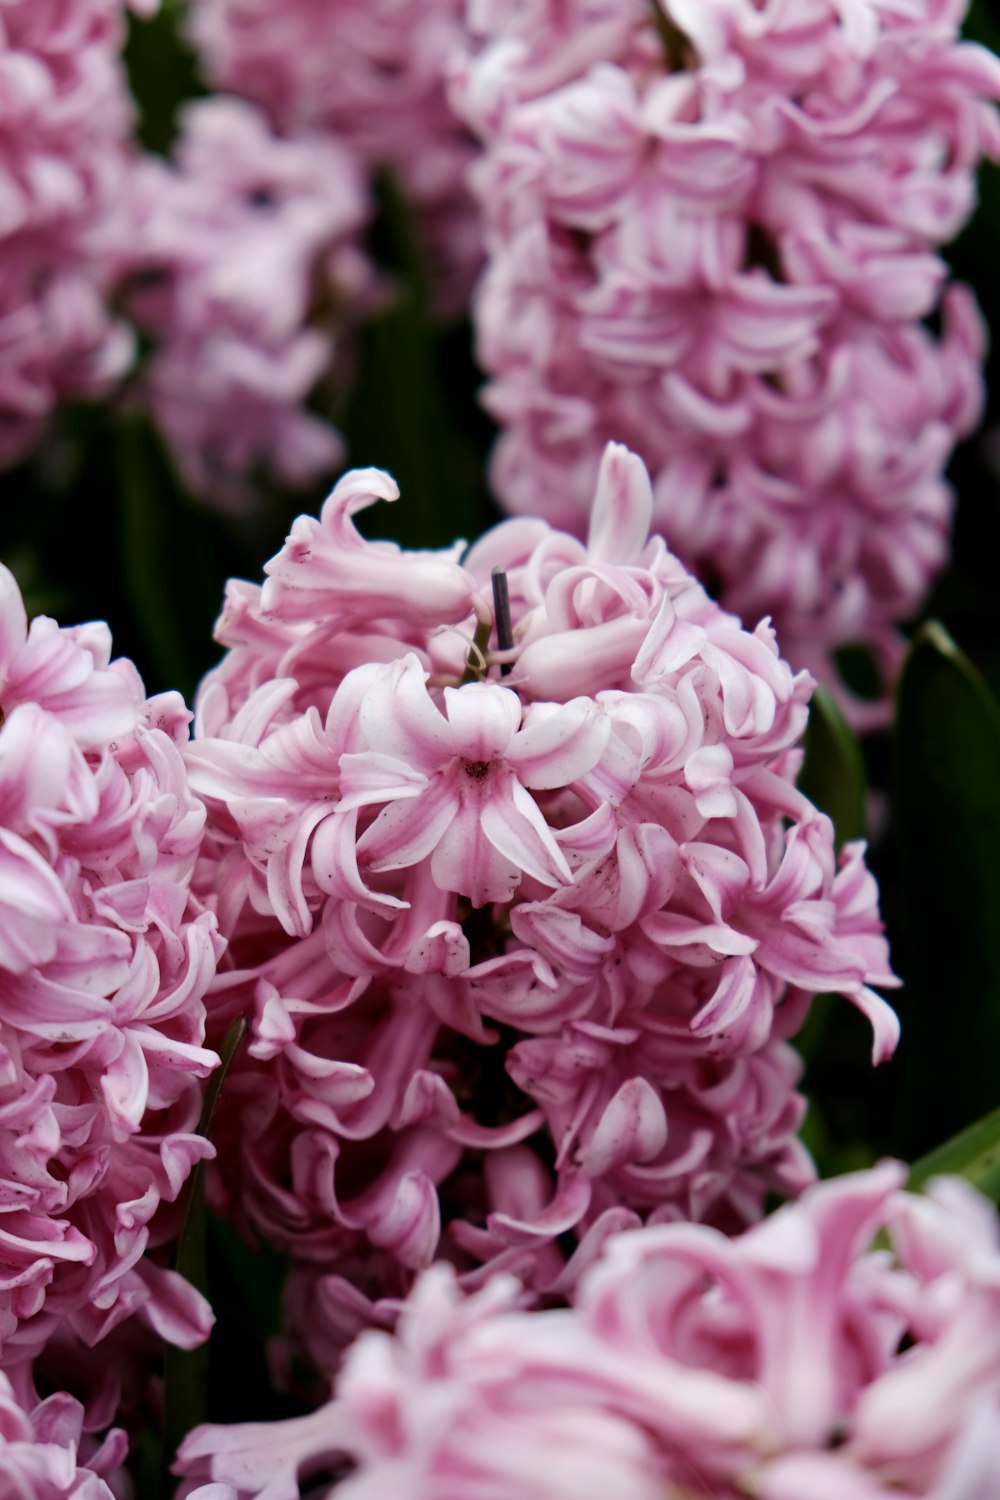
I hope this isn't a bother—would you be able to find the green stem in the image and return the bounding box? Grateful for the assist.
[459,615,493,685]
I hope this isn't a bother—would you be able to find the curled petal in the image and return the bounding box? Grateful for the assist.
[582,1078,668,1177]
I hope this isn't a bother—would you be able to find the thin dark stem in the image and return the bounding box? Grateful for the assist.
[491,566,514,676]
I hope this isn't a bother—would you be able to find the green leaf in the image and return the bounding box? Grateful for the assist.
[124,0,206,156]
[892,622,1000,1157]
[198,1215,294,1424]
[195,1015,250,1143]
[115,417,225,701]
[798,685,867,846]
[343,170,494,551]
[908,1103,1000,1202]
[159,1016,247,1498]
[964,0,1000,55]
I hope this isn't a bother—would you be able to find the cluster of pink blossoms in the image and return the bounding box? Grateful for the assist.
[185,441,896,1348]
[0,0,154,468]
[0,1,380,508]
[119,97,373,510]
[0,563,222,1375]
[451,0,1000,720]
[186,0,481,313]
[178,1161,1000,1500]
[0,1369,128,1499]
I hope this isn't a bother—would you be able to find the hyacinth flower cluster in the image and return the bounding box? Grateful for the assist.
[0,562,223,1378]
[118,97,374,510]
[0,1369,130,1499]
[451,0,1000,722]
[186,0,481,314]
[184,440,896,1358]
[0,0,155,469]
[177,1161,1000,1500]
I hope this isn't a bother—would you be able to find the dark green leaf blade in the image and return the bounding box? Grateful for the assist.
[160,1016,247,1498]
[908,1102,1000,1202]
[892,622,1000,1157]
[343,170,495,552]
[799,684,868,847]
[115,416,226,702]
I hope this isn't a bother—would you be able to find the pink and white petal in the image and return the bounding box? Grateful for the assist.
[690,955,771,1052]
[487,1173,593,1243]
[337,750,428,811]
[0,563,27,680]
[227,678,299,748]
[404,921,470,977]
[359,775,460,873]
[176,1408,346,1499]
[700,642,779,740]
[581,1078,668,1177]
[361,1169,442,1270]
[754,1451,889,1500]
[752,924,867,991]
[615,824,682,928]
[443,680,521,761]
[507,698,611,788]
[358,654,453,764]
[643,910,759,957]
[259,707,339,786]
[11,618,139,746]
[311,808,407,911]
[266,801,334,938]
[101,1031,151,1137]
[183,738,280,803]
[586,442,654,566]
[324,660,391,755]
[0,829,76,970]
[632,592,707,683]
[320,464,400,532]
[682,842,752,921]
[848,985,901,1065]
[446,1108,548,1151]
[513,615,650,701]
[552,802,620,865]
[512,902,615,977]
[685,743,738,819]
[431,798,521,907]
[481,775,574,888]
[136,1258,215,1350]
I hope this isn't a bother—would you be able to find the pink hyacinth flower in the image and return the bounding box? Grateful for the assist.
[186,0,480,312]
[0,0,146,469]
[0,1370,128,1499]
[187,441,895,1337]
[451,0,1000,720]
[340,654,608,906]
[118,97,373,510]
[176,1165,1000,1500]
[0,564,222,1365]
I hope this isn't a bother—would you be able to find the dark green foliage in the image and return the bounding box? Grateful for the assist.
[909,1101,1000,1202]
[798,685,868,848]
[892,624,1000,1158]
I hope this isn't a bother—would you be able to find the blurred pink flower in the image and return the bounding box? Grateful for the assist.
[186,0,480,313]
[0,1369,127,1499]
[0,0,144,468]
[119,97,373,510]
[186,443,895,1336]
[0,564,222,1366]
[451,0,1000,721]
[177,1164,1000,1500]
